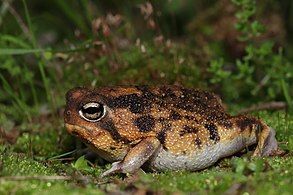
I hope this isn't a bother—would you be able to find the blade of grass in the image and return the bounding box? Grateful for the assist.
[22,0,53,112]
[0,34,31,48]
[23,65,38,107]
[80,0,93,28]
[47,149,77,160]
[22,0,36,48]
[0,74,31,121]
[53,0,88,34]
[281,79,292,111]
[0,48,44,55]
[0,0,13,27]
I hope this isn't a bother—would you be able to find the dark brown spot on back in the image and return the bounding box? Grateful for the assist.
[236,117,257,132]
[169,110,181,120]
[134,115,156,132]
[184,115,199,123]
[107,94,149,114]
[179,125,198,136]
[136,85,157,100]
[195,137,202,148]
[204,123,220,143]
[156,131,166,144]
[156,122,171,145]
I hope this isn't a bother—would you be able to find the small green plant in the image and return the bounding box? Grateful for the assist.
[232,0,265,41]
[232,157,266,176]
[72,155,91,172]
[208,0,293,108]
[208,58,231,84]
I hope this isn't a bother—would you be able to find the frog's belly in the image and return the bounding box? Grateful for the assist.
[148,136,256,171]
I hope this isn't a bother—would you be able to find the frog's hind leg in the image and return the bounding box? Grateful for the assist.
[232,115,279,157]
[252,123,278,157]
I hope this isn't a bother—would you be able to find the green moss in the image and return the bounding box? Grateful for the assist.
[13,123,72,157]
[39,183,104,195]
[0,180,104,195]
[137,155,293,194]
[0,153,56,176]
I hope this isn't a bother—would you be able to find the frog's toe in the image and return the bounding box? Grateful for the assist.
[100,161,122,178]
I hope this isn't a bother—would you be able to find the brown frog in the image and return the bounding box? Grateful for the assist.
[64,85,278,177]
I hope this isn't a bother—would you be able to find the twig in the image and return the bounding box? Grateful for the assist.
[238,101,287,114]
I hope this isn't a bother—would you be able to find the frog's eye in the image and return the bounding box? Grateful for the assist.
[79,102,106,122]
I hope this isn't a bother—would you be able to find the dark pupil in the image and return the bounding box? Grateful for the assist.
[82,106,103,119]
[84,107,99,114]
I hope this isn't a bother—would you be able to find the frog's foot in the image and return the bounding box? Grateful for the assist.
[253,127,279,157]
[100,137,160,178]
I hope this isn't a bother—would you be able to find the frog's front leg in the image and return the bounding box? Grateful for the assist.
[101,137,160,177]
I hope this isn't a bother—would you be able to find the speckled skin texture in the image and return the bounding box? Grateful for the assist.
[64,85,278,176]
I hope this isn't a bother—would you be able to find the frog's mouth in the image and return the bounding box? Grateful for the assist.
[65,123,104,144]
[65,123,127,162]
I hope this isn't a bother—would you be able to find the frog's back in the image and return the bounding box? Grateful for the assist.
[96,85,234,155]
[143,85,234,156]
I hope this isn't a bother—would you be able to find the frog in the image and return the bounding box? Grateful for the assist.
[64,85,279,177]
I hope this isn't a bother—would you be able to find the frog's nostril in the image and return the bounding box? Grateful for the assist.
[64,111,71,123]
